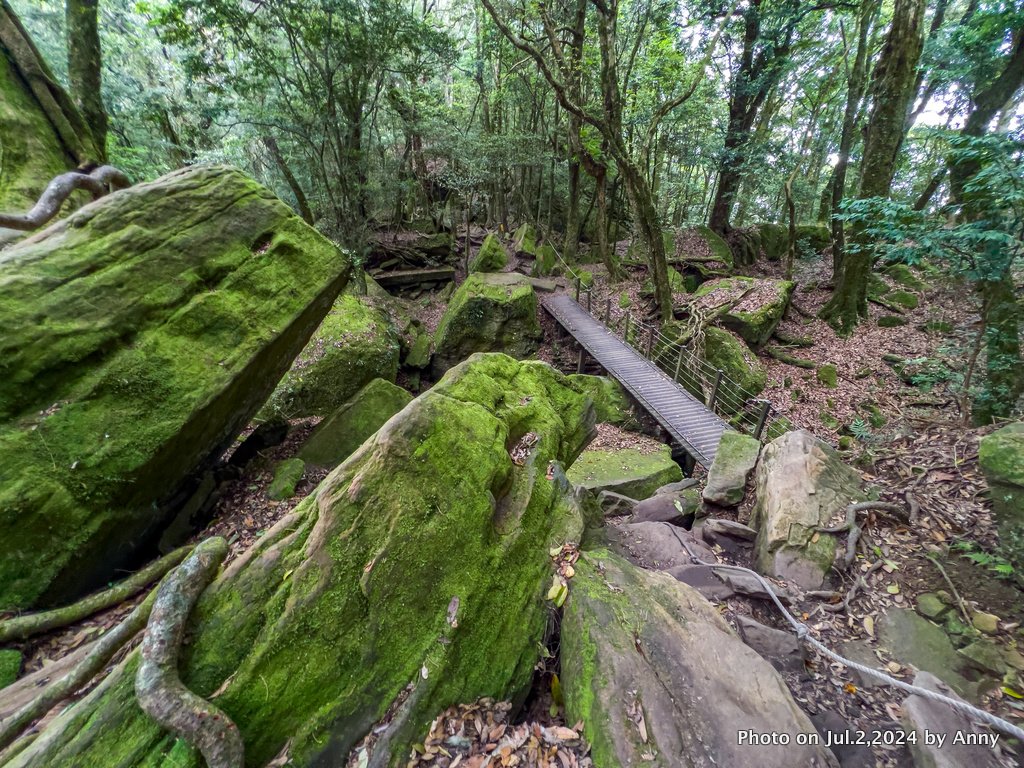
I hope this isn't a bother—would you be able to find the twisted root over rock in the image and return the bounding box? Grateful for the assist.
[0,166,130,231]
[135,537,242,768]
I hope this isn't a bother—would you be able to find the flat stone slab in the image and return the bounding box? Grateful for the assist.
[607,521,715,570]
[877,609,977,700]
[566,445,683,500]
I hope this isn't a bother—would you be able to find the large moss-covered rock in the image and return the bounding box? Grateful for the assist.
[566,446,682,500]
[432,272,542,376]
[9,354,596,768]
[750,430,863,589]
[300,378,413,468]
[566,374,632,425]
[702,430,760,507]
[979,422,1024,536]
[703,326,767,409]
[693,277,794,348]
[468,233,508,273]
[0,165,350,609]
[561,551,839,768]
[263,294,400,418]
[0,4,99,220]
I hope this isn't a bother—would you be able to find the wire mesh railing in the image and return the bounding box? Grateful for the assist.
[552,250,790,443]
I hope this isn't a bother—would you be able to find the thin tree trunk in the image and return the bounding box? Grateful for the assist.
[262,136,314,225]
[65,0,106,159]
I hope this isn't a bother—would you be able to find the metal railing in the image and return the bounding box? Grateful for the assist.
[552,250,790,443]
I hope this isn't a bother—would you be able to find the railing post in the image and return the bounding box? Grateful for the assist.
[753,400,771,440]
[586,289,592,313]
[673,347,683,382]
[574,277,581,302]
[577,347,586,374]
[645,326,654,358]
[623,312,631,344]
[708,369,724,410]
[605,298,611,323]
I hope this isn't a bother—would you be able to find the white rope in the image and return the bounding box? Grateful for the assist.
[667,527,1024,743]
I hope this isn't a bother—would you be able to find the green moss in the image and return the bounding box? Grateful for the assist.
[512,223,537,255]
[641,267,685,297]
[887,290,920,310]
[979,423,1024,533]
[755,223,788,261]
[838,436,855,451]
[432,273,542,376]
[795,224,831,253]
[693,277,794,347]
[690,225,733,267]
[819,411,841,430]
[566,446,682,500]
[816,364,838,388]
[618,292,632,309]
[0,165,351,609]
[300,378,413,468]
[534,244,558,277]
[878,315,908,327]
[469,234,508,273]
[264,294,399,419]
[268,457,305,500]
[924,320,954,334]
[566,375,632,426]
[703,327,767,410]
[884,263,928,291]
[0,648,21,689]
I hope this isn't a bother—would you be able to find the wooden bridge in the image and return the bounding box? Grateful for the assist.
[542,293,733,468]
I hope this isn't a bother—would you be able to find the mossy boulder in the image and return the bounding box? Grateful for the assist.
[566,445,682,500]
[468,233,508,273]
[750,430,864,589]
[816,364,838,388]
[702,327,767,410]
[795,223,831,253]
[702,431,760,507]
[692,277,794,348]
[0,648,21,689]
[888,290,920,310]
[263,294,400,419]
[300,378,413,468]
[566,374,632,425]
[560,551,838,768]
[511,223,537,255]
[689,224,733,267]
[979,422,1024,537]
[432,272,542,376]
[9,354,596,768]
[267,457,305,501]
[0,165,350,609]
[878,315,908,328]
[533,244,557,276]
[402,322,432,369]
[884,263,928,291]
[640,266,686,298]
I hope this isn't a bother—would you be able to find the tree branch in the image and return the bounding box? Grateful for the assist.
[0,166,131,232]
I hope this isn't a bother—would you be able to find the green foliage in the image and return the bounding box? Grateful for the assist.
[951,540,1019,583]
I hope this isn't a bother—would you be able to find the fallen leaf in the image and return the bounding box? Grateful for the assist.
[863,615,875,637]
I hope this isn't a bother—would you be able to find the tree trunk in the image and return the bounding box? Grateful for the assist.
[821,0,926,333]
[65,0,107,160]
[262,136,314,225]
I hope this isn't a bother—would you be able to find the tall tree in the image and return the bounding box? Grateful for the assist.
[820,0,926,332]
[65,0,107,159]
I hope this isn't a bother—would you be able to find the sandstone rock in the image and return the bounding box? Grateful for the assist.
[703,327,767,409]
[10,354,595,767]
[703,430,760,506]
[268,457,305,501]
[561,551,839,768]
[432,273,542,376]
[654,478,699,495]
[978,422,1024,537]
[666,564,735,600]
[702,518,757,556]
[735,615,806,675]
[566,374,632,425]
[902,672,1003,768]
[597,491,637,518]
[691,276,795,348]
[468,233,508,273]
[631,487,700,525]
[607,521,715,570]
[750,430,863,589]
[878,609,976,699]
[0,165,350,608]
[810,712,875,768]
[565,445,682,500]
[916,593,950,621]
[971,611,1000,635]
[299,378,412,469]
[958,639,1007,676]
[264,293,400,419]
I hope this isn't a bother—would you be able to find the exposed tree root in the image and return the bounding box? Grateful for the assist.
[772,329,815,348]
[0,545,193,643]
[816,501,910,571]
[135,537,242,768]
[0,166,130,232]
[808,559,886,613]
[0,586,158,753]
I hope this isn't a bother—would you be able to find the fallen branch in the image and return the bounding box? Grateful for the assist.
[135,537,242,768]
[812,559,885,613]
[0,586,157,752]
[926,553,972,625]
[765,346,816,369]
[772,329,815,348]
[0,545,193,643]
[867,296,905,314]
[0,166,130,232]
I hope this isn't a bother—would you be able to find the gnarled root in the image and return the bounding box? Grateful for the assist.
[135,537,242,768]
[0,166,130,232]
[0,545,193,644]
[816,501,909,571]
